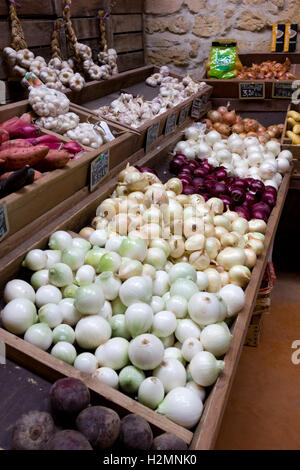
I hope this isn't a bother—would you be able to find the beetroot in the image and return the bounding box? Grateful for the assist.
[50,378,90,420]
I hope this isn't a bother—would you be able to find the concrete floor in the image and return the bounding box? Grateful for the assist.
[215,270,300,450]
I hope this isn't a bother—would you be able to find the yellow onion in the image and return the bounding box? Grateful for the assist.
[169,236,185,258]
[164,178,183,195]
[229,265,251,288]
[205,237,221,259]
[79,227,95,240]
[216,247,246,270]
[244,248,257,269]
[189,252,210,270]
[185,234,205,252]
[204,268,222,293]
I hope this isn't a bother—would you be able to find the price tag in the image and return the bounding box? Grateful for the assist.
[164,113,177,136]
[191,98,203,119]
[178,104,190,126]
[145,121,160,151]
[0,202,9,242]
[272,82,293,99]
[89,150,109,192]
[239,82,265,100]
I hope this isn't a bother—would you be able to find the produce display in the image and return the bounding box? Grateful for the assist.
[236,58,296,80]
[93,67,207,129]
[2,159,279,430]
[11,376,187,450]
[285,108,300,145]
[202,104,283,143]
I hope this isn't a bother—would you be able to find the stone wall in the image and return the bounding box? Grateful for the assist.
[144,0,300,80]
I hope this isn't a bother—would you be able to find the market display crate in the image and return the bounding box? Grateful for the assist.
[202,53,300,101]
[281,102,300,179]
[245,262,276,347]
[0,128,291,450]
[0,99,140,252]
[70,65,213,151]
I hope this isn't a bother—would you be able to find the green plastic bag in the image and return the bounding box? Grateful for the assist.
[209,41,237,79]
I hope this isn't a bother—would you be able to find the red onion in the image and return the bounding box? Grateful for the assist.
[235,206,251,221]
[193,177,205,188]
[263,186,277,197]
[244,177,255,187]
[250,180,265,194]
[194,168,208,178]
[180,176,193,185]
[63,141,84,155]
[202,162,213,173]
[261,191,276,207]
[220,194,234,209]
[201,193,210,201]
[187,161,199,171]
[178,171,192,180]
[252,202,271,216]
[251,209,268,222]
[224,176,235,186]
[230,187,246,204]
[204,180,216,191]
[212,182,226,195]
[14,125,40,139]
[135,165,157,175]
[182,185,195,195]
[232,178,248,190]
[245,192,258,206]
[215,169,227,180]
[169,155,187,173]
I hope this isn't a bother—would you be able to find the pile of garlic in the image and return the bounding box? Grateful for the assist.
[3,47,85,92]
[29,87,114,148]
[174,127,292,190]
[3,44,119,92]
[94,67,207,128]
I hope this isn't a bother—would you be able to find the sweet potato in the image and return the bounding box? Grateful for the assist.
[35,149,70,171]
[0,139,33,151]
[0,145,49,170]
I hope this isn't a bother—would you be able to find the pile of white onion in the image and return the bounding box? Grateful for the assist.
[1,165,269,429]
[174,127,292,190]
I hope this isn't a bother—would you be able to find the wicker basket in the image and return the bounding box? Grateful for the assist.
[245,262,276,347]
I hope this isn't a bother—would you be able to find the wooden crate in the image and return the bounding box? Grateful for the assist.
[70,65,213,151]
[0,99,139,251]
[202,53,300,101]
[0,128,291,449]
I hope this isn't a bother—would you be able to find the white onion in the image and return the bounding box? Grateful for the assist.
[59,298,81,326]
[266,140,281,156]
[200,324,232,357]
[278,149,292,162]
[125,302,153,338]
[157,387,203,428]
[95,337,129,370]
[128,333,164,370]
[185,381,206,402]
[75,265,95,286]
[152,310,177,338]
[24,323,53,351]
[75,315,111,349]
[205,130,221,145]
[188,292,221,326]
[74,283,104,314]
[38,303,62,328]
[153,358,186,393]
[218,284,245,317]
[22,249,47,271]
[36,285,62,307]
[277,158,290,174]
[190,351,225,386]
[4,279,35,303]
[1,298,37,334]
[138,377,164,409]
[74,352,98,374]
[51,341,77,365]
[181,337,203,362]
[49,231,73,251]
[119,276,152,306]
[175,319,201,343]
[93,367,119,389]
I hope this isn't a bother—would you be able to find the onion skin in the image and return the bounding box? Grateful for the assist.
[207,110,222,123]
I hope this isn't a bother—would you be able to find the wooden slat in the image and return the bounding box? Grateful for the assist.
[72,17,100,40]
[114,33,143,53]
[0,19,55,48]
[112,14,142,33]
[64,0,109,17]
[0,1,55,17]
[117,51,145,72]
[112,0,143,14]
